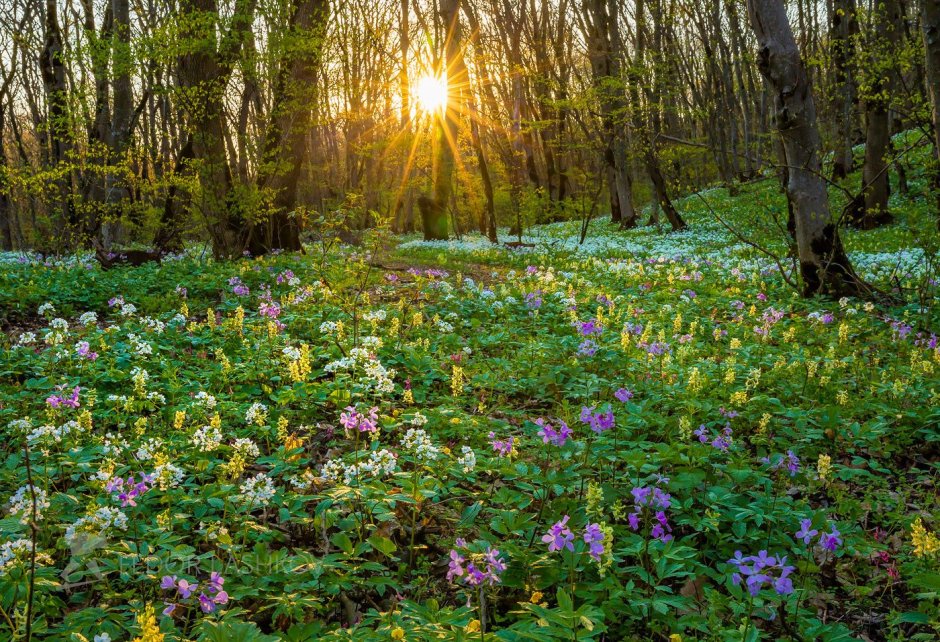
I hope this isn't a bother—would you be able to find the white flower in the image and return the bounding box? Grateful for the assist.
[319,321,338,334]
[16,332,36,346]
[457,446,476,473]
[282,346,302,361]
[79,311,98,326]
[246,402,268,426]
[401,428,439,462]
[8,485,50,523]
[64,507,128,546]
[152,462,185,490]
[134,438,163,461]
[120,303,137,317]
[94,633,112,642]
[239,473,276,507]
[37,302,55,316]
[409,412,428,426]
[50,318,69,331]
[192,425,223,452]
[232,437,260,458]
[0,539,43,575]
[194,391,217,409]
[128,334,153,357]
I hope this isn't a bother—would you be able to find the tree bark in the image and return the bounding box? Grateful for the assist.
[422,0,462,241]
[746,0,865,297]
[830,0,857,181]
[858,0,900,228]
[250,0,328,254]
[922,0,940,224]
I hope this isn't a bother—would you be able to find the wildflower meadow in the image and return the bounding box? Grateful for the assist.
[1,203,939,641]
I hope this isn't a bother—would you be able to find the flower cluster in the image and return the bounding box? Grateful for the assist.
[161,572,230,615]
[340,406,379,434]
[795,519,842,552]
[628,478,673,542]
[727,550,795,596]
[447,539,507,587]
[400,428,440,461]
[105,473,153,508]
[535,417,572,446]
[580,405,615,433]
[8,485,50,524]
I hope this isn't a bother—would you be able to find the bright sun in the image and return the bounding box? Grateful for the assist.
[415,74,448,113]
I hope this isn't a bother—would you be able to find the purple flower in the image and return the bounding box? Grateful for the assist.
[614,388,633,403]
[446,549,465,581]
[584,523,605,561]
[543,516,575,552]
[819,526,842,552]
[340,406,379,434]
[488,431,514,456]
[578,340,598,356]
[795,519,818,545]
[580,406,615,433]
[160,575,177,590]
[727,551,795,596]
[447,542,505,586]
[577,319,603,336]
[535,418,571,447]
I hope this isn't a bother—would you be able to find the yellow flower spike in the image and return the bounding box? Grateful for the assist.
[174,410,186,431]
[131,603,164,642]
[911,518,940,557]
[403,388,414,405]
[817,454,832,482]
[451,365,465,397]
[180,302,188,317]
[390,627,405,640]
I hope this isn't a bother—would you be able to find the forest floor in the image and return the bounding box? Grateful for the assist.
[0,142,938,641]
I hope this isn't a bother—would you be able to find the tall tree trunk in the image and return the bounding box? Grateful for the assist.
[858,0,900,228]
[250,0,328,254]
[746,0,865,297]
[830,0,857,181]
[40,0,77,248]
[420,0,461,240]
[922,0,940,225]
[582,0,637,227]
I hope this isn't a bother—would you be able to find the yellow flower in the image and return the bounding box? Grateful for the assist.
[174,410,186,431]
[451,365,465,397]
[283,433,303,461]
[390,627,405,640]
[529,591,544,604]
[465,619,481,633]
[911,518,940,557]
[132,604,164,642]
[403,388,414,405]
[669,635,683,642]
[817,454,832,482]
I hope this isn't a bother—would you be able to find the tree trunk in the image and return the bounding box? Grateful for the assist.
[922,0,940,225]
[746,0,865,297]
[830,0,857,181]
[250,0,328,254]
[858,0,900,228]
[423,0,461,241]
[40,0,77,248]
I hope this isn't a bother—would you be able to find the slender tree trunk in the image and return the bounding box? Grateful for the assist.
[41,0,77,248]
[830,0,857,181]
[922,0,940,224]
[250,0,328,254]
[420,0,461,240]
[746,0,865,297]
[859,0,900,228]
